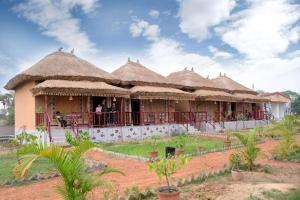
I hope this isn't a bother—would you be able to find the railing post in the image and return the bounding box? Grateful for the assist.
[87,96,91,128]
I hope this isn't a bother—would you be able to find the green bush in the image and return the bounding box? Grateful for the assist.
[65,130,90,146]
[231,129,260,171]
[229,151,244,170]
[270,115,298,160]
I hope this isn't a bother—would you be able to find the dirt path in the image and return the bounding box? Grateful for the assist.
[1,136,300,200]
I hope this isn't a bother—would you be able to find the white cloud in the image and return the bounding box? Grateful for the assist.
[129,19,222,76]
[216,0,300,59]
[13,0,99,53]
[148,10,160,18]
[129,19,160,41]
[208,45,233,59]
[288,49,300,58]
[178,0,236,41]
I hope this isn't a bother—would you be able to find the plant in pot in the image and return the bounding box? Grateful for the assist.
[224,130,232,147]
[148,136,160,159]
[175,134,188,155]
[229,151,244,181]
[148,155,191,200]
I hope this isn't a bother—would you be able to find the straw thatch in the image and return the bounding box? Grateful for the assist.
[5,51,118,90]
[260,92,290,103]
[112,60,173,87]
[32,80,130,98]
[193,89,241,102]
[211,75,256,94]
[167,69,224,90]
[234,92,269,102]
[130,86,195,100]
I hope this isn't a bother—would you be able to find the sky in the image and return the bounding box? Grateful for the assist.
[0,0,300,94]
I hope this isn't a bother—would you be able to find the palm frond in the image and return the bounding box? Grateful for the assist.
[14,154,40,178]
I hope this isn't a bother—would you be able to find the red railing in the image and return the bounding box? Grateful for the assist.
[35,110,271,130]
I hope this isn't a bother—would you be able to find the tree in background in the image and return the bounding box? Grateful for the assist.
[0,92,15,125]
[291,96,300,114]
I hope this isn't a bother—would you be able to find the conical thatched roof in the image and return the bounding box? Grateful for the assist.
[211,75,256,94]
[193,89,241,102]
[167,69,224,90]
[130,86,195,100]
[260,92,290,103]
[235,92,269,102]
[5,51,117,90]
[112,60,172,87]
[32,80,129,98]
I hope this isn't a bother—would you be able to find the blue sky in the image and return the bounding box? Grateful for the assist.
[1,0,300,93]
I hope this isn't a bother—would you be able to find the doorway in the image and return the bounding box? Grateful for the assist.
[131,99,140,125]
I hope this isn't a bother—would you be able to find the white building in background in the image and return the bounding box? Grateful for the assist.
[0,101,5,115]
[261,92,291,120]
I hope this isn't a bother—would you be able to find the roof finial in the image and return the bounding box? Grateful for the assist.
[137,59,139,64]
[70,48,74,54]
[128,57,130,62]
[207,75,209,79]
[184,67,187,70]
[219,72,222,77]
[224,73,226,77]
[191,67,194,72]
[58,47,63,52]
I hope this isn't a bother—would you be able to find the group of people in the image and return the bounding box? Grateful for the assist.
[95,101,118,126]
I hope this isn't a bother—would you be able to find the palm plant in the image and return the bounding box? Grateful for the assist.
[14,141,124,200]
[231,129,260,171]
[269,115,298,159]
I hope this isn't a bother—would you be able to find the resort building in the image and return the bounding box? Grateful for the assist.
[260,92,291,119]
[5,51,272,143]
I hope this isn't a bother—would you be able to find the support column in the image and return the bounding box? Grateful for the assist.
[121,98,124,126]
[44,95,48,127]
[87,96,91,128]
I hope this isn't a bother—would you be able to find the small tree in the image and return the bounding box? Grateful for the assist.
[269,115,298,160]
[175,134,189,150]
[231,129,260,171]
[148,156,191,192]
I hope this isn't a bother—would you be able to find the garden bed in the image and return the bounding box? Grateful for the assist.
[97,135,231,157]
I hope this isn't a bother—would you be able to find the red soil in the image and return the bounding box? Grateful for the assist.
[1,136,300,200]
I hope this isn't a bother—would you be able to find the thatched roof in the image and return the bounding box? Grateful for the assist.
[193,89,241,102]
[235,92,269,102]
[5,51,117,90]
[260,92,290,103]
[32,80,130,98]
[130,86,195,100]
[167,69,224,90]
[112,60,173,87]
[211,75,256,94]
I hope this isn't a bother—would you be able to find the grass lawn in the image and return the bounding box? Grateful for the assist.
[0,153,56,183]
[98,135,226,157]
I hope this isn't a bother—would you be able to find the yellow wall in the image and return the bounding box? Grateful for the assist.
[15,81,36,131]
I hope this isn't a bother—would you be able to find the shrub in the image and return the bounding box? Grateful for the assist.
[65,130,90,146]
[16,132,38,145]
[270,115,298,160]
[229,151,244,170]
[231,129,260,171]
[175,134,189,150]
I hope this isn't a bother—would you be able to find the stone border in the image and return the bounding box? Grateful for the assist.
[119,166,232,200]
[92,140,265,162]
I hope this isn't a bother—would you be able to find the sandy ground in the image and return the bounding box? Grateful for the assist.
[180,165,300,200]
[0,136,299,200]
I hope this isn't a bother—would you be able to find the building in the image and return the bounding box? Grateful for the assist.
[4,51,270,143]
[260,92,291,119]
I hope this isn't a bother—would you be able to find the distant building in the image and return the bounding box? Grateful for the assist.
[260,92,291,119]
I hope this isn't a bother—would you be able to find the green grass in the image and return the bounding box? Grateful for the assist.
[0,153,56,183]
[98,135,226,157]
[262,188,300,200]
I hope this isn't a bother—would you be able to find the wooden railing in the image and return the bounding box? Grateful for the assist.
[36,111,271,130]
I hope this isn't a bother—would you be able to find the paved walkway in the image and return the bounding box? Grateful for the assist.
[1,136,300,200]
